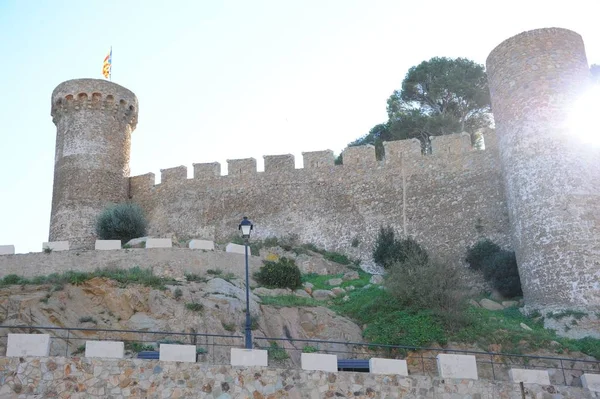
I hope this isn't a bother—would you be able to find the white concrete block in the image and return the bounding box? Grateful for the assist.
[436,354,478,380]
[189,239,215,251]
[6,334,50,357]
[42,241,69,252]
[226,243,251,256]
[146,238,172,249]
[231,348,268,367]
[85,340,124,359]
[369,358,409,376]
[0,245,15,255]
[159,344,196,363]
[508,368,550,385]
[582,373,600,392]
[94,240,122,250]
[301,353,337,372]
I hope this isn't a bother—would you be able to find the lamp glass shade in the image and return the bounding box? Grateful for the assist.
[240,224,252,236]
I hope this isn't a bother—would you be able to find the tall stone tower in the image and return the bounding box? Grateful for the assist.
[49,79,138,249]
[487,28,600,310]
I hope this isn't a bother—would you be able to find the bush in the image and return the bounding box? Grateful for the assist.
[484,250,522,297]
[185,303,204,312]
[465,239,501,271]
[465,239,522,298]
[373,226,428,269]
[95,202,148,244]
[384,245,467,330]
[254,257,302,289]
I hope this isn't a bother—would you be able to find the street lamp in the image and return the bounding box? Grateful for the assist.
[238,216,253,349]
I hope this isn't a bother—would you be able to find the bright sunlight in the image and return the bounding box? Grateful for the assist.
[568,84,600,146]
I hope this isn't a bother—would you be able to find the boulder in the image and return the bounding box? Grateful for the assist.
[369,275,384,285]
[253,287,292,297]
[312,290,335,301]
[124,237,148,248]
[479,298,504,311]
[468,299,481,308]
[294,289,311,298]
[328,278,343,287]
[502,301,519,308]
[345,285,355,291]
[343,271,359,281]
[520,323,533,331]
[331,287,345,296]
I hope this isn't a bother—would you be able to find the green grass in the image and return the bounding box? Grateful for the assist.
[185,273,207,283]
[0,267,176,290]
[259,295,321,307]
[301,270,370,290]
[185,303,204,312]
[125,342,155,353]
[206,269,222,276]
[266,342,289,360]
[222,322,236,332]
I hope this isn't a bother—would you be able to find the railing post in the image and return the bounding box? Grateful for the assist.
[65,329,70,357]
[491,354,496,380]
[560,358,566,385]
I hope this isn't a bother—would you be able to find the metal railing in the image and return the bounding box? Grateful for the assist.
[1,324,599,386]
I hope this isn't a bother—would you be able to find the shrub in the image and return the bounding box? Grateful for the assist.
[484,250,522,297]
[373,226,428,269]
[465,239,501,271]
[78,316,97,324]
[384,245,467,330]
[95,202,148,244]
[254,257,301,289]
[185,303,204,312]
[173,288,183,299]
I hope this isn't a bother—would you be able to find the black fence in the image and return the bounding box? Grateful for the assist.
[1,325,599,386]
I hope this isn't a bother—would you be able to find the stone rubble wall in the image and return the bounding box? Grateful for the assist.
[129,130,511,267]
[0,356,597,399]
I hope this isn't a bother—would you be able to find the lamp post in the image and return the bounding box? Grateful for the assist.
[238,216,253,349]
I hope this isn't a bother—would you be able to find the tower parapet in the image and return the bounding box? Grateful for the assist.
[49,79,138,249]
[486,28,599,310]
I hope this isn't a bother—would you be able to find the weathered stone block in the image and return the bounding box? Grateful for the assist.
[342,145,377,166]
[193,162,221,179]
[508,369,550,385]
[94,240,121,250]
[369,358,409,376]
[302,150,334,168]
[0,245,15,255]
[264,154,295,172]
[160,165,187,184]
[230,348,268,367]
[6,334,50,357]
[581,373,600,392]
[226,243,250,255]
[436,354,478,380]
[301,353,337,372]
[189,240,215,250]
[146,238,172,248]
[43,241,69,252]
[227,158,257,175]
[85,341,124,359]
[159,344,196,363]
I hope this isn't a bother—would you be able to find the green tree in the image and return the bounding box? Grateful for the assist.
[345,57,491,155]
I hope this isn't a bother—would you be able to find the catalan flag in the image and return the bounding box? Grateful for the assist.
[102,47,112,79]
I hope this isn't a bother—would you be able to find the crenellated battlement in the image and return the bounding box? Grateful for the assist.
[51,79,138,128]
[131,130,497,186]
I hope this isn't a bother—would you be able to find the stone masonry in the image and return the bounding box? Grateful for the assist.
[49,79,138,250]
[0,357,598,398]
[487,28,600,310]
[46,27,600,313]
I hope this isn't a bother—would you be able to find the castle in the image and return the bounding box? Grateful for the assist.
[48,28,599,313]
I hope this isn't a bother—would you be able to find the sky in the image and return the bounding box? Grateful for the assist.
[0,0,598,254]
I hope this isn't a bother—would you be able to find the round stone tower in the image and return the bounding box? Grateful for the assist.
[49,79,138,249]
[487,28,600,310]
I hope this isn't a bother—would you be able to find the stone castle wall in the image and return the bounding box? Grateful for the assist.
[487,28,600,310]
[50,80,138,250]
[129,131,511,267]
[0,357,597,398]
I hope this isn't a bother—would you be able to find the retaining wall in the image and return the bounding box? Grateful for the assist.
[0,357,597,398]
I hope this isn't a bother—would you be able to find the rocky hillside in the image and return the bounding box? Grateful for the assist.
[0,244,599,378]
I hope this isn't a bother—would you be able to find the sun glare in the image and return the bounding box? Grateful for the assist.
[568,85,600,146]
